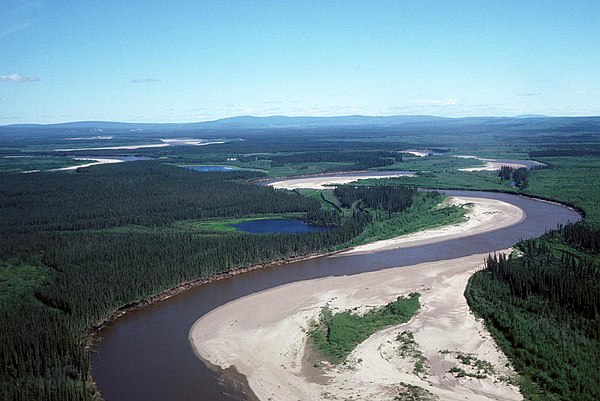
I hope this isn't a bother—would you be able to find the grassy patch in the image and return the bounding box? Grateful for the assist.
[173,213,304,232]
[524,156,600,226]
[310,293,420,364]
[0,156,90,173]
[448,366,487,379]
[0,260,51,306]
[396,330,429,376]
[440,350,494,379]
[295,188,342,212]
[395,382,439,401]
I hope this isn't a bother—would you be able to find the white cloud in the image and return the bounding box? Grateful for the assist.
[515,92,541,97]
[0,73,39,83]
[412,98,458,106]
[130,78,161,83]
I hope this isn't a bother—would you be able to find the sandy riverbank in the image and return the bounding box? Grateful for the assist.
[190,196,524,401]
[268,172,414,190]
[455,156,546,172]
[49,157,125,171]
[340,196,524,255]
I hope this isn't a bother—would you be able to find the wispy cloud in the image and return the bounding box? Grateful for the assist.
[515,92,541,97]
[0,21,32,40]
[412,98,459,106]
[130,78,161,83]
[0,73,39,83]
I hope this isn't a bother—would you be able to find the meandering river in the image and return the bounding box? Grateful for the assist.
[92,191,580,401]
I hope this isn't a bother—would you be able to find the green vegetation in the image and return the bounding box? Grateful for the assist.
[295,188,343,213]
[0,261,52,306]
[0,156,89,173]
[396,330,428,376]
[395,382,438,401]
[361,170,516,192]
[343,191,467,247]
[174,214,303,233]
[310,293,420,364]
[441,351,495,379]
[240,150,402,176]
[524,156,600,226]
[448,366,487,380]
[1,118,599,400]
[0,162,374,401]
[466,224,600,401]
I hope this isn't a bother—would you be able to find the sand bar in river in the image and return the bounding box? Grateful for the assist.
[191,195,524,401]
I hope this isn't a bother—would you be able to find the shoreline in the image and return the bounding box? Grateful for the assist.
[191,252,524,401]
[89,178,582,399]
[190,196,526,401]
[88,250,336,339]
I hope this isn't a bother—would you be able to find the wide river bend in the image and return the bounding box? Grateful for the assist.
[92,190,580,401]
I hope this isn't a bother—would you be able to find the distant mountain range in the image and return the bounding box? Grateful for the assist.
[3,115,450,130]
[1,114,599,136]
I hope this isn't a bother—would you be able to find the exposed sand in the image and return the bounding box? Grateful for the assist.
[48,157,125,171]
[340,196,524,255]
[459,161,529,172]
[401,149,432,157]
[269,172,415,190]
[55,143,170,151]
[55,139,225,151]
[455,156,546,172]
[191,196,524,401]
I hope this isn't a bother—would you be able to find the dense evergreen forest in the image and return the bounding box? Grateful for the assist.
[466,223,600,401]
[334,185,418,213]
[0,162,375,401]
[239,150,402,171]
[1,126,599,400]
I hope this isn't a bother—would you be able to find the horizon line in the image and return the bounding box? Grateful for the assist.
[4,113,599,127]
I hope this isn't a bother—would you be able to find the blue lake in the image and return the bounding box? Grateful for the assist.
[232,219,331,234]
[187,165,257,172]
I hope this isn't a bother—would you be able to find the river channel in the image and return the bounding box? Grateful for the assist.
[92,190,580,401]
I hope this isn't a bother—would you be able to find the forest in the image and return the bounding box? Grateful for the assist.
[0,161,403,401]
[1,122,599,400]
[466,223,600,401]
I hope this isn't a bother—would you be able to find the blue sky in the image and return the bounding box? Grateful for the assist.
[1,1,599,124]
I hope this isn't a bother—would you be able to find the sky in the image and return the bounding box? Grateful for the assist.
[1,1,599,124]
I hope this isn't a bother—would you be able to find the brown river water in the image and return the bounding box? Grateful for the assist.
[92,190,580,401]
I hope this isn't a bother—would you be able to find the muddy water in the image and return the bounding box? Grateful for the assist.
[92,191,580,401]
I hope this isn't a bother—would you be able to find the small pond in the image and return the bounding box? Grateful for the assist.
[187,165,258,172]
[232,219,331,234]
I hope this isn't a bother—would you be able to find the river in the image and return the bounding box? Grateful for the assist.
[92,190,580,401]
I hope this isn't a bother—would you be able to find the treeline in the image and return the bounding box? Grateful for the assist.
[0,162,375,401]
[553,222,600,254]
[334,184,418,213]
[302,209,342,227]
[530,148,600,157]
[239,150,402,170]
[466,223,600,401]
[498,166,529,189]
[0,162,319,233]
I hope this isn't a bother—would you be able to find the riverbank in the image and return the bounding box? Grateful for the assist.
[268,171,414,189]
[340,195,523,255]
[190,196,525,401]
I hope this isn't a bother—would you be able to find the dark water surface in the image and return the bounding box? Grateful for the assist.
[232,219,330,234]
[187,165,259,172]
[92,191,580,401]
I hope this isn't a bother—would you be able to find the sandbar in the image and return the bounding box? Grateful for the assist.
[269,172,414,190]
[190,196,524,401]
